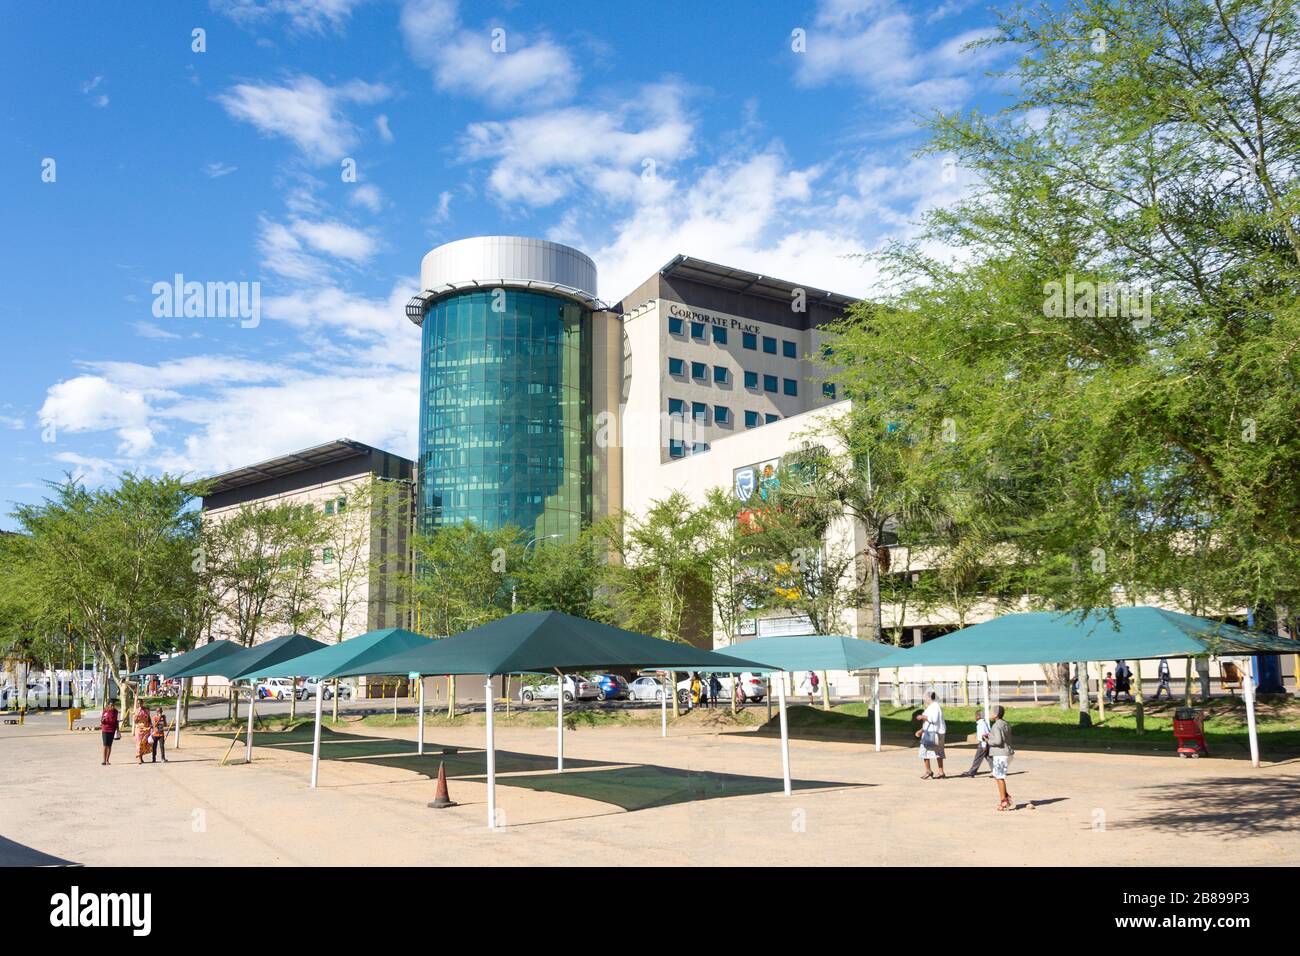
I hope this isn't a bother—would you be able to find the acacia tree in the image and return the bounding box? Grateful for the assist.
[598,492,712,717]
[399,520,522,715]
[10,474,198,726]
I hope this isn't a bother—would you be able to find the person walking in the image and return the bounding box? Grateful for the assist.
[1114,660,1132,702]
[99,700,119,766]
[985,705,1015,810]
[708,673,721,709]
[1104,671,1115,703]
[732,674,745,709]
[1154,658,1173,700]
[689,673,701,710]
[133,699,152,765]
[960,707,992,777]
[150,707,169,763]
[916,691,946,779]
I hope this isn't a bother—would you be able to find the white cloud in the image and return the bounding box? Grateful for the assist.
[203,161,239,178]
[461,83,694,207]
[216,75,391,163]
[794,0,1004,114]
[132,321,182,340]
[400,0,578,109]
[432,189,453,222]
[53,452,119,488]
[257,216,378,280]
[81,75,109,108]
[375,114,393,142]
[348,183,384,213]
[213,0,368,33]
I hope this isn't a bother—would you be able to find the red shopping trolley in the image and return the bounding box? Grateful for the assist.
[1173,707,1209,758]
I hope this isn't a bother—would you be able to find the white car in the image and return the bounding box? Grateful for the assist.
[256,678,296,700]
[519,675,599,703]
[676,672,767,704]
[627,675,667,702]
[296,678,352,701]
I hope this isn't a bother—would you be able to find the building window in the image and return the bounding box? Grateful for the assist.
[766,413,780,424]
[322,547,334,564]
[691,361,708,381]
[763,374,778,393]
[763,336,777,355]
[783,378,798,396]
[669,316,684,335]
[668,357,685,376]
[744,410,760,428]
[742,332,757,350]
[691,321,706,340]
[712,326,727,345]
[692,401,708,423]
[669,439,685,458]
[783,340,797,359]
[336,497,346,512]
[823,382,836,399]
[324,500,334,515]
[691,442,710,455]
[713,365,729,384]
[668,398,685,416]
[744,370,759,389]
[715,405,731,425]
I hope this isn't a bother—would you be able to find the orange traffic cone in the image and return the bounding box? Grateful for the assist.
[427,760,456,808]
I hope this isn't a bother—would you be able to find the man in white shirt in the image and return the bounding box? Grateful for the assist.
[916,691,947,778]
[960,708,991,777]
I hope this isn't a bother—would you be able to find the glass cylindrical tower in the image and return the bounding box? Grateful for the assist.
[408,237,599,543]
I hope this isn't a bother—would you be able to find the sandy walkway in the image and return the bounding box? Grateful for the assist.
[2,716,1296,866]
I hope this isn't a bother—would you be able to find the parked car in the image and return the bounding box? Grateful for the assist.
[256,678,296,700]
[296,678,353,701]
[587,673,630,701]
[518,675,599,703]
[627,675,667,702]
[675,672,767,704]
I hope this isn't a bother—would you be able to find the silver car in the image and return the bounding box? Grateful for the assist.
[627,675,667,702]
[518,675,599,703]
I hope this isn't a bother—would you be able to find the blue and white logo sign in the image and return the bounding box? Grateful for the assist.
[734,467,756,501]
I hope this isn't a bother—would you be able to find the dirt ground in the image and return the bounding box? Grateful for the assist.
[2,713,1297,866]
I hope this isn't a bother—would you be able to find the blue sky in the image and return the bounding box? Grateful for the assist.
[0,0,1015,526]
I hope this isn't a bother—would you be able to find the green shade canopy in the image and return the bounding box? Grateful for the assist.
[876,607,1299,668]
[169,634,328,681]
[244,627,434,680]
[129,639,242,678]
[712,635,896,673]
[327,611,765,677]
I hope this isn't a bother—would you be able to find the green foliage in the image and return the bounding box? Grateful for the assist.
[403,520,523,636]
[824,0,1300,620]
[511,526,613,621]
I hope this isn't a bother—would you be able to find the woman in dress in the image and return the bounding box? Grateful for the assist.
[134,699,152,764]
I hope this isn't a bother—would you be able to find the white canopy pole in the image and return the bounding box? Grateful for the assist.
[777,671,791,796]
[485,675,497,828]
[417,676,425,756]
[982,665,991,723]
[244,685,255,763]
[310,680,323,788]
[1243,656,1260,768]
[661,670,668,738]
[556,670,565,772]
[173,677,184,749]
[872,672,881,753]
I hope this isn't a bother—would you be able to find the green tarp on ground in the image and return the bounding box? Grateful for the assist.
[129,639,242,678]
[243,627,434,680]
[713,635,896,672]
[327,610,765,677]
[875,606,1300,668]
[168,633,328,681]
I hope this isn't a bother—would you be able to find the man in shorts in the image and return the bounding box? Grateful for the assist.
[916,691,946,779]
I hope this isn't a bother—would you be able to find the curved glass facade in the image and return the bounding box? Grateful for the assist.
[418,289,592,542]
